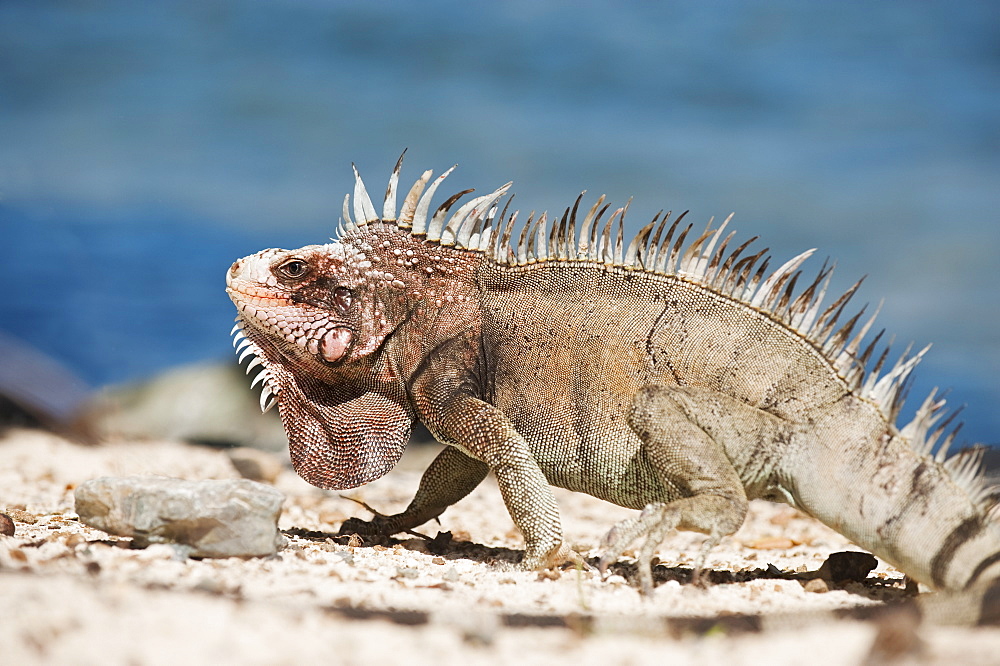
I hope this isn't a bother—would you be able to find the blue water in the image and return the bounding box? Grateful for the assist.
[1,1,997,444]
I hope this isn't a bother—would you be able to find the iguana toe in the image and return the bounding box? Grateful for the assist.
[521,541,590,571]
[338,515,389,536]
[598,503,677,594]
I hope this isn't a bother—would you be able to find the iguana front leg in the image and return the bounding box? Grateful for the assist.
[339,394,571,569]
[339,445,488,537]
[600,384,749,594]
[436,394,572,569]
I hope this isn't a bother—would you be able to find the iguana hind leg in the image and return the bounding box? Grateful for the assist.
[599,384,748,594]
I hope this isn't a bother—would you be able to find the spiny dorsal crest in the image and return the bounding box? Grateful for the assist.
[303,155,982,501]
[341,151,512,253]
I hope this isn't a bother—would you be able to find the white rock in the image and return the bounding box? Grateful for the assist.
[75,476,285,558]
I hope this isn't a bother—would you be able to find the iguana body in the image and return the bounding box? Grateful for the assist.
[227,156,999,614]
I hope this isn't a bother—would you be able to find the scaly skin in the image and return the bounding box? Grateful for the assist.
[227,157,1000,621]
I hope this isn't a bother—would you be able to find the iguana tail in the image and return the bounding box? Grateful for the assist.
[786,388,1000,602]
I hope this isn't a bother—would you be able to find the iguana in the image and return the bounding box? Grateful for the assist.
[226,154,999,619]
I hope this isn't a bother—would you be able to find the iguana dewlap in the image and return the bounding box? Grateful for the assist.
[226,155,999,613]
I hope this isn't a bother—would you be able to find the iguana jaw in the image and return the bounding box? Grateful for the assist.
[228,286,355,367]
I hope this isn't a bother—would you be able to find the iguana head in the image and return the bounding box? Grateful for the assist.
[226,155,510,490]
[227,241,399,377]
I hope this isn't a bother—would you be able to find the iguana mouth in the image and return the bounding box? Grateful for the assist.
[228,280,354,367]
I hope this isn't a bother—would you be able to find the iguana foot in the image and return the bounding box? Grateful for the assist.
[338,515,390,537]
[598,503,677,595]
[337,495,405,538]
[688,534,722,587]
[339,511,430,539]
[521,541,592,571]
[599,502,732,594]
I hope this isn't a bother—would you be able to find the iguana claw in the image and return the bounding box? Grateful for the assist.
[337,516,386,537]
[521,542,594,572]
[598,503,675,595]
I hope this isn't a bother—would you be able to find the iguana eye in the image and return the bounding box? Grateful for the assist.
[333,286,353,312]
[277,259,309,280]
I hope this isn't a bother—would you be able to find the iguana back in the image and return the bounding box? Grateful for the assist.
[478,256,850,494]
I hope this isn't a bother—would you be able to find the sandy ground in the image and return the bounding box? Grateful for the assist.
[1,429,998,665]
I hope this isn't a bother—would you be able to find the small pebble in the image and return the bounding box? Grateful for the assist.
[6,508,36,524]
[746,536,797,550]
[193,577,228,594]
[0,513,14,536]
[227,448,284,484]
[803,578,829,593]
[63,534,86,548]
[399,538,431,554]
[865,603,924,662]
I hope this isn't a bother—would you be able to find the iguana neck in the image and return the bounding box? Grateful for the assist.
[340,223,484,384]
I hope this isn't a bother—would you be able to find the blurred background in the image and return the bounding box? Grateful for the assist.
[0,1,997,449]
